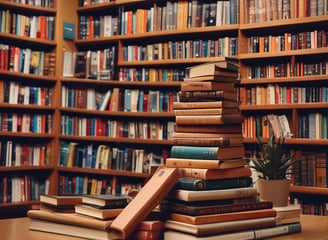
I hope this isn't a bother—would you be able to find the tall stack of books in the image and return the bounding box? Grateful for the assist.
[162,59,302,239]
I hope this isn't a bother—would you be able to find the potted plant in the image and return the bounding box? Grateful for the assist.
[249,132,296,207]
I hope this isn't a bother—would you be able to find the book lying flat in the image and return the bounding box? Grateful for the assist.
[170,145,245,160]
[165,217,276,237]
[173,137,244,147]
[108,166,180,239]
[174,124,242,134]
[164,222,302,240]
[181,82,237,92]
[175,114,243,125]
[82,194,130,208]
[172,132,243,139]
[177,167,252,180]
[178,90,239,102]
[167,187,258,202]
[174,107,240,115]
[160,199,273,216]
[40,195,83,206]
[75,204,123,220]
[173,101,240,109]
[187,60,239,78]
[165,158,247,169]
[168,208,277,225]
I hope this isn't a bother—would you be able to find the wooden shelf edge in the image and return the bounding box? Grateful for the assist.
[0,166,53,172]
[290,185,328,196]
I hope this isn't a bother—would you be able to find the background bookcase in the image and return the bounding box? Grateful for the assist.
[1,0,327,217]
[238,0,328,215]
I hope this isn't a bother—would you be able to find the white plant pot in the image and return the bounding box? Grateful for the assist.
[256,179,291,207]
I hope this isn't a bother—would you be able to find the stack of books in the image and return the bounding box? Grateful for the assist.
[162,60,302,239]
[28,193,166,240]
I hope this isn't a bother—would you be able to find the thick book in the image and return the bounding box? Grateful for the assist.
[174,107,240,116]
[183,74,239,83]
[173,101,240,109]
[177,167,252,180]
[175,114,243,125]
[173,137,243,147]
[178,90,239,102]
[180,81,237,92]
[161,199,273,216]
[167,186,258,202]
[174,177,253,191]
[40,195,83,206]
[168,208,277,225]
[274,204,301,225]
[164,217,276,237]
[170,145,245,160]
[174,124,242,134]
[187,60,239,78]
[108,166,180,239]
[165,158,247,169]
[172,132,243,139]
[75,204,123,220]
[164,222,301,240]
[82,194,130,208]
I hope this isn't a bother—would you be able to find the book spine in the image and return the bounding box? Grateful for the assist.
[171,146,219,160]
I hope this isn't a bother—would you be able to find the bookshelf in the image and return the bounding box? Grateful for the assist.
[0,0,58,215]
[238,0,328,215]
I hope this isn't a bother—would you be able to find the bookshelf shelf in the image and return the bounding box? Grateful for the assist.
[0,1,56,13]
[0,166,53,172]
[240,103,328,111]
[290,185,328,196]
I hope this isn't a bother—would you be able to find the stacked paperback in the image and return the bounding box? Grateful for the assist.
[162,59,302,239]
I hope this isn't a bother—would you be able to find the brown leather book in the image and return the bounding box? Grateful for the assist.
[173,100,240,109]
[175,114,244,125]
[108,166,180,239]
[181,81,237,92]
[177,167,251,180]
[165,158,247,169]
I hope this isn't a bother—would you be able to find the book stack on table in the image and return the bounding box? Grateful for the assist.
[162,59,302,239]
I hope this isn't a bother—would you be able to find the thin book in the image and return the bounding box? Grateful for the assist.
[165,158,247,169]
[177,167,252,180]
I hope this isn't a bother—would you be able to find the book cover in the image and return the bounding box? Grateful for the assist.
[172,132,243,139]
[40,195,82,206]
[174,176,253,191]
[187,59,239,78]
[170,145,245,160]
[178,90,238,102]
[175,114,243,125]
[174,124,242,134]
[82,194,130,208]
[177,167,251,180]
[183,74,239,83]
[164,217,276,237]
[108,166,180,239]
[173,137,243,147]
[181,81,237,92]
[167,186,258,202]
[166,158,246,169]
[168,208,277,225]
[75,204,123,220]
[161,199,273,216]
[174,107,240,116]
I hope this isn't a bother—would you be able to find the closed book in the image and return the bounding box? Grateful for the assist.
[175,114,243,125]
[172,132,243,139]
[187,60,239,78]
[165,158,246,169]
[183,74,239,83]
[174,107,239,115]
[173,101,240,109]
[168,208,277,225]
[174,177,253,191]
[108,167,180,239]
[164,222,301,240]
[181,82,237,92]
[161,199,273,216]
[274,204,301,225]
[178,90,238,102]
[170,145,245,160]
[164,217,276,237]
[177,167,252,180]
[82,194,130,208]
[40,195,83,206]
[173,137,243,147]
[39,202,76,213]
[75,204,123,220]
[174,124,242,134]
[167,186,258,202]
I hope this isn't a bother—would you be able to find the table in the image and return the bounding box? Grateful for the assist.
[1,214,328,239]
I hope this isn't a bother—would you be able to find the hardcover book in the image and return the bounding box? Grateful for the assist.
[82,194,130,209]
[165,158,247,169]
[173,137,243,147]
[174,124,242,134]
[170,145,245,160]
[173,101,240,109]
[178,90,239,102]
[174,107,240,116]
[180,81,237,92]
[175,114,244,125]
[40,195,83,206]
[75,204,123,220]
[187,60,239,78]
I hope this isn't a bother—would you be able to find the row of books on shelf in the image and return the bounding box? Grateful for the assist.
[245,0,327,24]
[291,197,328,216]
[241,84,328,105]
[78,0,239,39]
[298,112,328,139]
[247,59,327,79]
[59,141,167,173]
[293,150,328,188]
[9,0,54,8]
[248,30,328,53]
[61,116,175,140]
[0,141,51,167]
[0,175,49,204]
[118,67,186,82]
[0,81,52,105]
[0,10,55,40]
[242,114,292,139]
[62,86,177,113]
[62,47,116,80]
[0,44,56,76]
[58,175,142,196]
[122,37,238,61]
[79,0,110,7]
[1,113,52,133]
